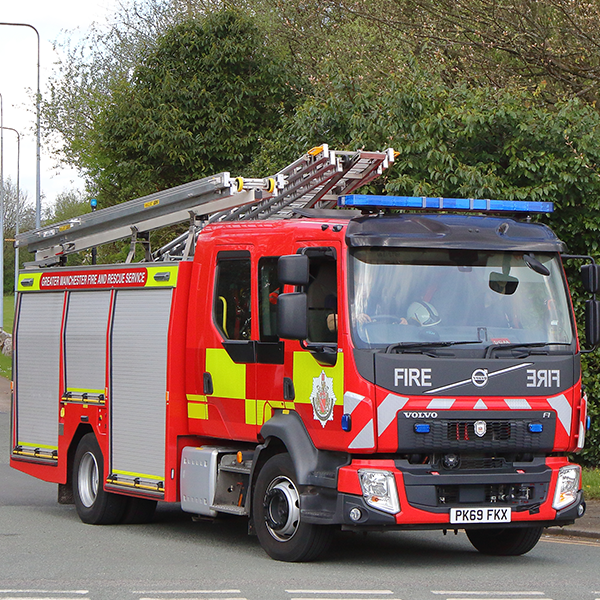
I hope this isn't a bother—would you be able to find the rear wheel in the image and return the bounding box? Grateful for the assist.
[466,526,544,555]
[73,433,126,524]
[253,453,333,562]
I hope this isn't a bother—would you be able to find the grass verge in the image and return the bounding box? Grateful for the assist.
[583,468,600,500]
[0,296,14,379]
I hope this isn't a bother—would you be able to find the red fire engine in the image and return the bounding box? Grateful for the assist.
[10,146,596,561]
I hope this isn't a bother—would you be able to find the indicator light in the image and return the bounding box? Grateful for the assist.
[414,423,431,434]
[341,413,352,432]
[528,423,543,433]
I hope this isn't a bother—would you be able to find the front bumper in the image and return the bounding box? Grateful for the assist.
[300,456,586,530]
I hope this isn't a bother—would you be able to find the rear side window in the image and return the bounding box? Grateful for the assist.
[213,254,251,340]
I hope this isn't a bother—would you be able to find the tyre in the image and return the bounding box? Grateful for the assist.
[73,433,126,524]
[466,525,544,556]
[120,497,157,524]
[253,453,333,562]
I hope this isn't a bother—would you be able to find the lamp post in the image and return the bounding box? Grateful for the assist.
[1,127,21,301]
[90,198,97,265]
[0,22,41,229]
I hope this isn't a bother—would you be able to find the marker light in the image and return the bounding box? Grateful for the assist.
[414,423,431,434]
[338,195,554,214]
[528,423,543,433]
[552,465,581,511]
[341,413,352,432]
[358,469,401,514]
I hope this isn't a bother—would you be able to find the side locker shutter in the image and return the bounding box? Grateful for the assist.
[64,291,111,398]
[14,292,65,460]
[110,288,173,493]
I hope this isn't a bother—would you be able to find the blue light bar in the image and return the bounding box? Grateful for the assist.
[338,195,554,214]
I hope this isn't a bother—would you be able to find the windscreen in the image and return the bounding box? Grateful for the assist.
[349,248,574,352]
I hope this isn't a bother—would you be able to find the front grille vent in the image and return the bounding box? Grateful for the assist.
[447,421,511,442]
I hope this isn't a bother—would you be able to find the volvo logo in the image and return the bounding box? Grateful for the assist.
[471,368,489,387]
[403,411,438,419]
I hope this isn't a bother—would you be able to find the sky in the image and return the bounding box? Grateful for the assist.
[0,0,121,217]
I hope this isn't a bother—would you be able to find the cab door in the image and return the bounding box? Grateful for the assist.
[205,247,257,441]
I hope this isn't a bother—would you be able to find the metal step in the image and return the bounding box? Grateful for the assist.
[210,504,248,516]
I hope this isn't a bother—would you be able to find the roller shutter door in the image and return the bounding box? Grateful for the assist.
[14,292,64,459]
[64,291,111,397]
[110,288,172,490]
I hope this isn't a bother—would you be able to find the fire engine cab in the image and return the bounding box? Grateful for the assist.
[10,146,598,561]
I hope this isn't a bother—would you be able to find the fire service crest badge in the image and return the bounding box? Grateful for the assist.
[310,370,337,427]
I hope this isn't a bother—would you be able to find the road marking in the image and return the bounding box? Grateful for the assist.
[0,593,88,596]
[541,535,600,547]
[432,594,545,596]
[139,598,245,600]
[0,598,88,600]
[287,592,397,600]
[132,593,241,595]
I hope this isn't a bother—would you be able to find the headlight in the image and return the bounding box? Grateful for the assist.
[552,465,581,511]
[358,469,400,514]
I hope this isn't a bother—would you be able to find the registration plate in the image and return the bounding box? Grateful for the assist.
[450,507,512,524]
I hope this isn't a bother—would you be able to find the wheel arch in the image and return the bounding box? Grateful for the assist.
[256,410,349,488]
[59,423,94,504]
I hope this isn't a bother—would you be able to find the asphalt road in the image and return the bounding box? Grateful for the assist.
[2,394,600,600]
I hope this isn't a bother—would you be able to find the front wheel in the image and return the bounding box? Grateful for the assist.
[466,526,544,556]
[73,433,126,524]
[253,453,333,562]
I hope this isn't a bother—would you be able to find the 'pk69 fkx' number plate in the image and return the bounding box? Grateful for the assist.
[450,507,512,524]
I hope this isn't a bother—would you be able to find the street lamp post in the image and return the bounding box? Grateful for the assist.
[0,22,41,229]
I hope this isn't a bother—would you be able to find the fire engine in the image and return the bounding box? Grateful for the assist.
[10,146,597,561]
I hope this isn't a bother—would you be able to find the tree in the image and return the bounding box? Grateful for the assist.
[87,10,300,207]
[42,0,227,174]
[2,179,36,294]
[318,0,600,104]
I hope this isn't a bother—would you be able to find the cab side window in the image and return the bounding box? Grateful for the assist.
[258,257,279,342]
[213,253,251,340]
[307,257,337,344]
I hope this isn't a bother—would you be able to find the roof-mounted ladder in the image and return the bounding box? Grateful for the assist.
[16,145,395,267]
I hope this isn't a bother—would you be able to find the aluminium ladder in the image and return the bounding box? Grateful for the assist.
[16,145,395,267]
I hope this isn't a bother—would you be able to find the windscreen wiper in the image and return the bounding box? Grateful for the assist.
[484,342,571,359]
[385,340,483,354]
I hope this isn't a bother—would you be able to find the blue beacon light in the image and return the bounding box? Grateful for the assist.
[338,195,554,214]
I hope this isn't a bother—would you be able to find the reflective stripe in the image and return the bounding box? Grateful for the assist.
[206,348,246,399]
[548,393,572,436]
[112,468,164,480]
[17,441,58,450]
[144,265,179,288]
[17,272,42,291]
[245,398,257,425]
[188,402,208,420]
[66,388,105,395]
[377,394,409,436]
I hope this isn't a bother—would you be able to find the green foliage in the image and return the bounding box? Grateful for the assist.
[89,10,300,207]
